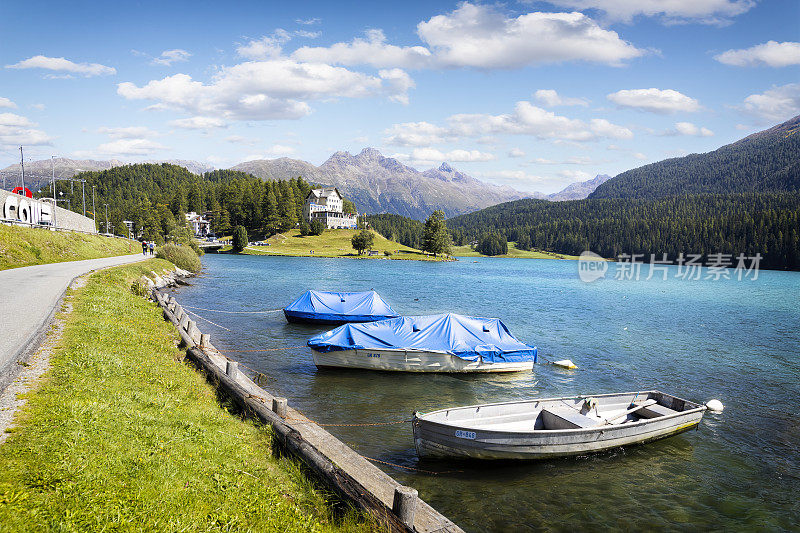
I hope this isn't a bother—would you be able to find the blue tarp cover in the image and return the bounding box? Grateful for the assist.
[284,290,398,322]
[307,313,537,363]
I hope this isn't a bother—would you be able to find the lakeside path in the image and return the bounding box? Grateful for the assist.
[0,254,147,391]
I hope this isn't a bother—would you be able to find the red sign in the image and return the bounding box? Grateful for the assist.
[11,187,33,198]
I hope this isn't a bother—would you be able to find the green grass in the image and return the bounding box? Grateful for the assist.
[0,224,136,270]
[233,229,448,261]
[0,259,372,532]
[451,242,581,260]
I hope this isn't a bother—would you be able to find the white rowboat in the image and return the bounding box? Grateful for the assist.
[413,391,716,460]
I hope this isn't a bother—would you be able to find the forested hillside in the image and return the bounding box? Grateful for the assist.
[39,163,321,242]
[446,193,800,270]
[592,115,800,199]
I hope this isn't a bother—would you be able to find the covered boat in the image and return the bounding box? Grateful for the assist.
[283,290,398,325]
[413,391,719,460]
[307,313,537,372]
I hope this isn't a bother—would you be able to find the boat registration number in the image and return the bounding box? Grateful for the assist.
[365,352,381,358]
[455,430,476,440]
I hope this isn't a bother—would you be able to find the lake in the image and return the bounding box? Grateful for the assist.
[172,254,799,531]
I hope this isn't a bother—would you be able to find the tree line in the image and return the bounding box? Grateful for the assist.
[39,163,352,244]
[447,193,800,269]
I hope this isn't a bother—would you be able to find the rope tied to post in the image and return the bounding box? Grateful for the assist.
[181,304,283,315]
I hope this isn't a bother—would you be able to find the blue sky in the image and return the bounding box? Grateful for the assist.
[0,0,798,193]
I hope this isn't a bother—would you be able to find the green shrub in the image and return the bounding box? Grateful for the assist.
[309,219,325,236]
[156,243,201,272]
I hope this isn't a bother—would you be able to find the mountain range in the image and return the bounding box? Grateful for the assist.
[1,149,610,219]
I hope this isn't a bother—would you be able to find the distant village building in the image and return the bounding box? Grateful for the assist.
[186,211,211,236]
[303,188,358,229]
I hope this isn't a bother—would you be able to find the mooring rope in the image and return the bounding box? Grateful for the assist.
[218,346,306,353]
[360,455,463,476]
[182,304,283,315]
[183,308,232,331]
[285,416,411,427]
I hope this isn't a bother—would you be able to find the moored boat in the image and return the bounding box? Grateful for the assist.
[283,290,398,325]
[307,313,537,372]
[413,391,722,460]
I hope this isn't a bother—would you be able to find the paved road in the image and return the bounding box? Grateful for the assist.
[0,254,147,391]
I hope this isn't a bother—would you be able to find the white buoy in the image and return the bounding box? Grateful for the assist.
[706,399,724,412]
[553,359,577,369]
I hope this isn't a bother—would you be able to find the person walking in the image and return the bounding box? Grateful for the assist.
[149,241,155,256]
[141,240,148,255]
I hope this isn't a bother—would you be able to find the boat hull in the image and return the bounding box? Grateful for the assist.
[283,309,396,325]
[413,391,706,459]
[311,348,534,373]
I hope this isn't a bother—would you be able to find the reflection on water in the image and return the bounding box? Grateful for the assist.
[172,255,800,531]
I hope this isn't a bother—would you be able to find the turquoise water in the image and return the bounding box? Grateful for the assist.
[173,255,800,531]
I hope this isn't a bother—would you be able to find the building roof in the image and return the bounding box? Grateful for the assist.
[306,187,341,200]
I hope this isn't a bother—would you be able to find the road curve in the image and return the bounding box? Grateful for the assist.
[0,254,148,391]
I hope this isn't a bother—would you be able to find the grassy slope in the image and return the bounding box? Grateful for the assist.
[0,259,370,532]
[451,242,580,260]
[0,225,135,270]
[240,229,446,261]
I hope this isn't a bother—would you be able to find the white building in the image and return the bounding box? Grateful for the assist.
[186,211,211,236]
[303,188,358,229]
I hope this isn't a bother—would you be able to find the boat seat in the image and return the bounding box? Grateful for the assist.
[541,408,602,430]
[633,401,678,419]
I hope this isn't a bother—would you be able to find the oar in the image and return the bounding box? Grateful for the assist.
[601,399,657,425]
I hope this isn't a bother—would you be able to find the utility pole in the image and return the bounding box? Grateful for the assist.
[92,185,96,220]
[81,180,86,216]
[19,146,25,194]
[104,203,109,235]
[52,156,58,228]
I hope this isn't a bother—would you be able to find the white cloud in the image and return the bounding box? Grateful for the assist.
[590,118,634,139]
[93,138,168,156]
[607,88,701,113]
[266,144,296,156]
[225,135,260,146]
[385,102,631,147]
[417,3,644,68]
[119,60,411,122]
[383,121,450,146]
[448,102,632,141]
[292,29,433,69]
[671,121,714,136]
[546,0,755,24]
[237,30,292,60]
[30,103,45,110]
[379,68,415,104]
[97,126,160,139]
[508,148,526,157]
[411,147,496,162]
[0,112,53,147]
[6,55,115,77]
[633,152,648,160]
[558,169,592,180]
[715,41,800,67]
[296,18,321,25]
[0,97,16,109]
[742,83,800,123]
[533,89,589,107]
[152,49,192,66]
[295,30,321,39]
[169,116,228,130]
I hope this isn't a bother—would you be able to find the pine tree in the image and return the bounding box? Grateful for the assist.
[422,210,451,256]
